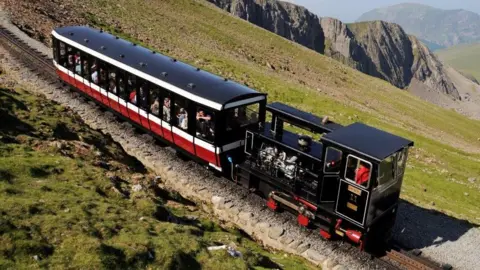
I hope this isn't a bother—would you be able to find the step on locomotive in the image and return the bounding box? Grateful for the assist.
[51,25,414,252]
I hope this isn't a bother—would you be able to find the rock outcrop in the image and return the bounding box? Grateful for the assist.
[208,0,460,99]
[409,35,460,99]
[208,0,324,53]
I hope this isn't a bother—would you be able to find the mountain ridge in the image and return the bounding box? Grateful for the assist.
[357,3,480,49]
[207,0,460,100]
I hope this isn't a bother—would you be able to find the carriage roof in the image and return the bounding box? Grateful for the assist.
[52,26,265,110]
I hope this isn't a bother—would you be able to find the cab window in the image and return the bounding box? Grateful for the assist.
[377,155,395,188]
[324,147,342,174]
[196,106,215,143]
[345,155,371,188]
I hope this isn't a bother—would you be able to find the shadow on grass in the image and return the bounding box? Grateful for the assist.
[168,251,201,270]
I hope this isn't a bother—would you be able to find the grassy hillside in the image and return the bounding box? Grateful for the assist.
[0,69,315,269]
[437,43,480,82]
[4,0,480,224]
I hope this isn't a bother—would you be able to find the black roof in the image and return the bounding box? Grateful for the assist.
[53,26,265,109]
[267,102,343,134]
[322,123,414,162]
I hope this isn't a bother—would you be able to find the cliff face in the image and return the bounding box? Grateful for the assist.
[208,0,325,53]
[409,35,460,99]
[207,0,460,99]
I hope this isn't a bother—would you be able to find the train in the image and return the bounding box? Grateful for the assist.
[51,25,414,252]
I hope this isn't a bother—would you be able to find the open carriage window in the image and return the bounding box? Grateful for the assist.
[226,102,260,131]
[345,155,371,188]
[136,78,149,110]
[196,106,215,143]
[174,96,189,131]
[149,86,161,116]
[59,42,67,67]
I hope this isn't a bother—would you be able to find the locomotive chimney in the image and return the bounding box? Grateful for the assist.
[271,115,284,140]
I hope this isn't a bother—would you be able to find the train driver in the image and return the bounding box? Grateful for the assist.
[355,161,370,186]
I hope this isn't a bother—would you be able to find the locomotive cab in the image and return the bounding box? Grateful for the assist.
[236,102,413,252]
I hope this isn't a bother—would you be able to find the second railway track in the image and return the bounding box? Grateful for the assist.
[0,25,450,270]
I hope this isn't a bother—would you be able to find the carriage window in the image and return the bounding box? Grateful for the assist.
[90,58,99,84]
[107,64,117,94]
[74,51,82,75]
[345,155,371,188]
[126,74,137,104]
[324,147,342,174]
[81,52,90,80]
[136,78,149,110]
[174,96,189,130]
[52,38,58,62]
[196,106,215,143]
[117,70,127,100]
[162,93,172,122]
[59,42,67,67]
[149,86,161,116]
[226,102,260,131]
[98,61,108,89]
[66,45,75,71]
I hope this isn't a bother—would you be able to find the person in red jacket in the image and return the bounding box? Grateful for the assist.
[355,162,370,186]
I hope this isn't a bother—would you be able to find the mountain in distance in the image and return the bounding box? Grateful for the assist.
[207,0,460,101]
[356,3,480,50]
[436,42,480,83]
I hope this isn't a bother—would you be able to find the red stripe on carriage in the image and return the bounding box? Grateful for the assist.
[149,121,163,137]
[195,144,218,166]
[139,114,150,130]
[162,126,173,142]
[172,133,195,154]
[127,107,142,125]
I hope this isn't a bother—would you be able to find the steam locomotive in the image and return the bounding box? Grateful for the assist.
[51,25,414,252]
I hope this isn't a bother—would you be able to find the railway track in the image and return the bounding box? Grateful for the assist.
[0,25,451,270]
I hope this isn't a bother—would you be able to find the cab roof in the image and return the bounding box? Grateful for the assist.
[321,123,414,162]
[52,26,265,110]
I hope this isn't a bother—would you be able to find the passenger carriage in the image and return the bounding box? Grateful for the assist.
[51,26,266,173]
[51,26,414,252]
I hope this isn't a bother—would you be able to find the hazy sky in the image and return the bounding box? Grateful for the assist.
[283,0,480,22]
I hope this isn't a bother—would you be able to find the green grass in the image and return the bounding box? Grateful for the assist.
[0,76,316,269]
[437,42,480,82]
[69,0,480,224]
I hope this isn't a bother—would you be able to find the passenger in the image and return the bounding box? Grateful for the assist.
[108,80,117,94]
[82,60,89,78]
[163,98,171,121]
[150,98,160,115]
[74,56,81,75]
[177,108,187,129]
[355,162,370,186]
[68,55,74,68]
[91,65,98,84]
[196,110,211,121]
[129,90,137,104]
[138,87,148,109]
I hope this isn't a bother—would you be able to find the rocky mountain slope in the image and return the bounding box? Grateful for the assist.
[207,0,460,100]
[357,3,480,50]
